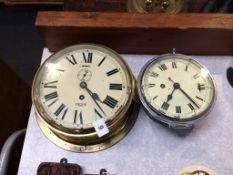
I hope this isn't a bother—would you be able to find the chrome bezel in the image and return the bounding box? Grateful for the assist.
[137,53,216,128]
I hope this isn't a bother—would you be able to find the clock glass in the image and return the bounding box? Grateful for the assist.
[139,54,215,121]
[33,44,132,130]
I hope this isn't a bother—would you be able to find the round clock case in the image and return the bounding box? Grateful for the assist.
[32,44,140,152]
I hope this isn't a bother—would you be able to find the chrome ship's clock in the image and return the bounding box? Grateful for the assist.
[137,52,216,131]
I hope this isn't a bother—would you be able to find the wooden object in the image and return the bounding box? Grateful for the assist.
[36,12,233,55]
[2,0,63,5]
[63,0,208,12]
[64,0,126,12]
[0,58,31,149]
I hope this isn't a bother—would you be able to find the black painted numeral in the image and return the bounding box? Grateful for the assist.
[106,69,119,76]
[198,83,205,91]
[73,110,83,124]
[172,62,177,69]
[44,91,58,101]
[62,108,68,120]
[193,73,200,79]
[176,106,181,113]
[83,52,93,63]
[185,65,189,71]
[196,96,204,101]
[150,72,159,77]
[54,104,66,116]
[98,56,106,67]
[43,81,58,88]
[159,64,168,71]
[109,83,122,90]
[66,54,77,65]
[79,111,83,124]
[48,99,58,107]
[161,102,169,110]
[103,95,118,108]
[153,96,158,100]
[148,83,155,88]
[73,110,78,124]
[188,103,195,111]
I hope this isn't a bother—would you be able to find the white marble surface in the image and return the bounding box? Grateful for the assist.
[18,48,233,175]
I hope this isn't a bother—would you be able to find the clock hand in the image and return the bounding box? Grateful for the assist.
[168,77,199,109]
[166,88,175,103]
[80,81,106,115]
[81,70,88,81]
[166,77,181,103]
[178,87,199,109]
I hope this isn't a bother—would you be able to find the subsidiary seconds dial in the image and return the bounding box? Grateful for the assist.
[32,44,139,152]
[137,53,216,130]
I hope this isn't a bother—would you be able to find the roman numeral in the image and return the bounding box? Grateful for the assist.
[153,96,158,100]
[176,106,181,113]
[79,111,83,124]
[148,83,155,88]
[150,72,159,77]
[193,73,200,79]
[185,65,189,71]
[95,108,103,118]
[73,110,83,124]
[161,102,169,110]
[48,99,58,107]
[172,62,177,69]
[98,56,106,67]
[188,103,195,111]
[196,96,204,101]
[61,108,68,120]
[106,68,119,76]
[103,95,118,108]
[73,110,78,124]
[198,83,205,91]
[159,64,168,71]
[43,81,58,88]
[56,69,65,72]
[54,104,66,116]
[109,83,122,90]
[44,91,58,101]
[83,52,93,63]
[66,54,77,65]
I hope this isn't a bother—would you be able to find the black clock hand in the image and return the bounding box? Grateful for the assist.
[168,77,199,109]
[81,70,88,81]
[166,88,175,103]
[179,87,200,109]
[80,81,106,115]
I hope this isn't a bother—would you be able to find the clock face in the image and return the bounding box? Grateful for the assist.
[33,44,132,130]
[140,54,215,121]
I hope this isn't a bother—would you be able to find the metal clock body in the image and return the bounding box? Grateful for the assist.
[137,53,216,130]
[127,0,185,13]
[32,44,139,152]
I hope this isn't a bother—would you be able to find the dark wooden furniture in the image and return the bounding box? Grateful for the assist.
[2,0,63,5]
[36,12,233,55]
[0,58,31,149]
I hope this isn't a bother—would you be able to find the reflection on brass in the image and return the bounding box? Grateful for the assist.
[127,0,185,13]
[181,170,210,175]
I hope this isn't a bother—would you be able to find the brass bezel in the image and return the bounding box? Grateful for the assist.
[32,44,139,152]
[127,0,185,13]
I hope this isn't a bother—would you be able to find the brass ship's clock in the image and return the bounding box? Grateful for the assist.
[32,44,139,152]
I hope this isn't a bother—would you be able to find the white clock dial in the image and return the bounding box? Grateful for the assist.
[34,45,131,130]
[140,54,215,121]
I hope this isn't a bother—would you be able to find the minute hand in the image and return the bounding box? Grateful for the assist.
[80,81,106,115]
[179,87,200,109]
